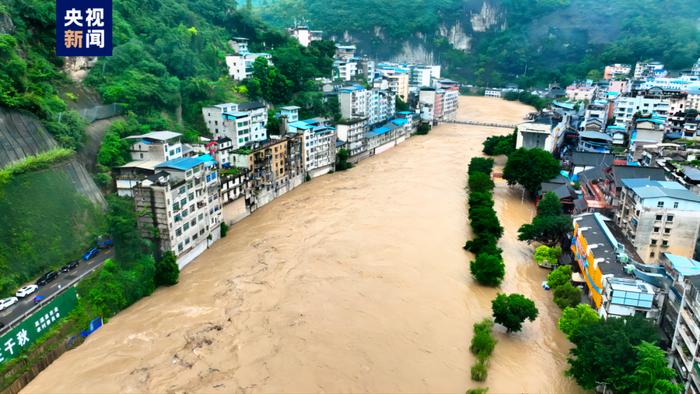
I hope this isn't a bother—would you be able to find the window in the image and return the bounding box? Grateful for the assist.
[190,205,195,214]
[191,219,196,227]
[665,228,671,234]
[657,201,665,208]
[653,227,660,233]
[656,215,663,221]
[179,186,186,195]
[176,228,182,237]
[650,252,655,258]
[188,193,194,201]
[180,198,187,206]
[178,243,184,252]
[184,222,190,231]
[651,240,657,245]
[674,202,679,208]
[667,215,674,222]
[662,240,669,246]
[173,203,179,211]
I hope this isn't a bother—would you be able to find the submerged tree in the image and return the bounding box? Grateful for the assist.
[491,293,539,333]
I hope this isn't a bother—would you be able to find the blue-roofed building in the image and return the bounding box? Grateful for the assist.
[134,154,223,270]
[287,117,336,177]
[618,178,700,263]
[202,102,268,150]
[600,276,659,319]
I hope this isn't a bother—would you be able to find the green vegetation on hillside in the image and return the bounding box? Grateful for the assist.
[0,167,106,297]
[256,0,700,87]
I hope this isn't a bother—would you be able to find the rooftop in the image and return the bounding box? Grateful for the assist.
[621,178,700,203]
[664,253,700,277]
[280,106,301,111]
[611,165,666,185]
[570,152,615,168]
[156,155,212,172]
[125,131,181,142]
[238,102,266,111]
[575,213,625,277]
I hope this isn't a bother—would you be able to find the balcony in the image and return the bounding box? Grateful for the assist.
[680,324,698,354]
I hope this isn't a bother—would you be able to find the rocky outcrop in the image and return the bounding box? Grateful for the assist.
[390,41,435,64]
[62,57,99,83]
[0,12,14,35]
[437,21,471,51]
[470,1,505,32]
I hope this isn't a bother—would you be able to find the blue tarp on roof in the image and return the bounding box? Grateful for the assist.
[391,118,408,126]
[288,121,314,130]
[157,157,204,171]
[366,126,391,138]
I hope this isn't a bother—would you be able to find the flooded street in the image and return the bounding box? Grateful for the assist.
[24,97,582,393]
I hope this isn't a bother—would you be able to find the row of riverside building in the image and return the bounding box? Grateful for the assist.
[112,37,459,272]
[514,57,700,392]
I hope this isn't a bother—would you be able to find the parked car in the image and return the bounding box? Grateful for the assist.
[15,284,39,298]
[96,237,113,249]
[61,260,80,273]
[36,271,59,287]
[0,297,18,311]
[32,295,45,305]
[541,281,551,291]
[82,247,99,261]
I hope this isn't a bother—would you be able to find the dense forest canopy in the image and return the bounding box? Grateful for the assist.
[255,0,700,87]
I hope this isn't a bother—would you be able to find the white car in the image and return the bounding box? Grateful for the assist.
[0,297,18,311]
[15,285,39,298]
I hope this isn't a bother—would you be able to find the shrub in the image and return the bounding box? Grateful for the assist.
[468,172,495,193]
[547,265,572,290]
[470,319,496,360]
[553,283,582,309]
[220,222,229,238]
[471,360,488,382]
[155,251,179,286]
[468,157,494,175]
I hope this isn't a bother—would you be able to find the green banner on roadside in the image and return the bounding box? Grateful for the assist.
[0,287,78,365]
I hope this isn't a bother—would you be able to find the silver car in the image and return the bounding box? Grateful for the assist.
[0,297,18,311]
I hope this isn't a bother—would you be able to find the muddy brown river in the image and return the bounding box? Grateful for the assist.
[24,97,582,393]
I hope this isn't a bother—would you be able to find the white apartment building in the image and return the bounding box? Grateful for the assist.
[617,178,700,263]
[689,87,700,113]
[382,73,409,102]
[202,102,268,149]
[614,95,670,126]
[280,105,300,123]
[133,155,223,269]
[225,53,273,81]
[484,88,502,98]
[126,131,183,162]
[334,59,358,82]
[634,61,667,79]
[442,87,459,121]
[409,65,440,87]
[565,84,597,102]
[516,115,569,153]
[288,25,322,47]
[288,122,336,178]
[339,85,369,119]
[336,118,368,158]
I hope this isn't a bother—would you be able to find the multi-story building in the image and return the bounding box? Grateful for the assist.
[126,131,183,162]
[614,95,670,126]
[409,64,441,87]
[667,273,700,393]
[565,83,597,102]
[225,51,273,81]
[288,118,336,178]
[634,61,667,79]
[133,155,223,268]
[571,212,627,311]
[280,105,300,123]
[516,114,569,153]
[335,44,356,60]
[334,59,358,82]
[202,102,268,148]
[288,24,322,47]
[582,101,609,131]
[339,85,395,126]
[604,64,632,80]
[617,179,700,263]
[336,118,368,159]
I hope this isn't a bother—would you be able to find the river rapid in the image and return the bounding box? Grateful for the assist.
[24,97,582,393]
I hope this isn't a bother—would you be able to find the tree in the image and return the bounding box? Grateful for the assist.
[468,172,495,193]
[491,293,538,333]
[470,205,504,240]
[558,304,599,339]
[336,148,352,171]
[547,265,572,289]
[518,214,572,246]
[395,97,410,112]
[416,123,431,135]
[553,283,582,309]
[155,251,179,286]
[469,157,495,175]
[106,195,150,264]
[502,148,560,196]
[470,318,496,360]
[629,341,683,394]
[567,316,659,392]
[483,130,516,156]
[470,253,506,287]
[537,192,563,217]
[534,245,561,266]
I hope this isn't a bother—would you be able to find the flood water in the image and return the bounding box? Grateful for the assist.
[24,97,582,393]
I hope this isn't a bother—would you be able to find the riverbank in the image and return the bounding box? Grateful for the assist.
[23,97,581,393]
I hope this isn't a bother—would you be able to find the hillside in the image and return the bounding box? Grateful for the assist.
[255,0,700,86]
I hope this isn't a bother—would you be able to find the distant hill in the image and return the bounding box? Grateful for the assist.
[255,0,700,86]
